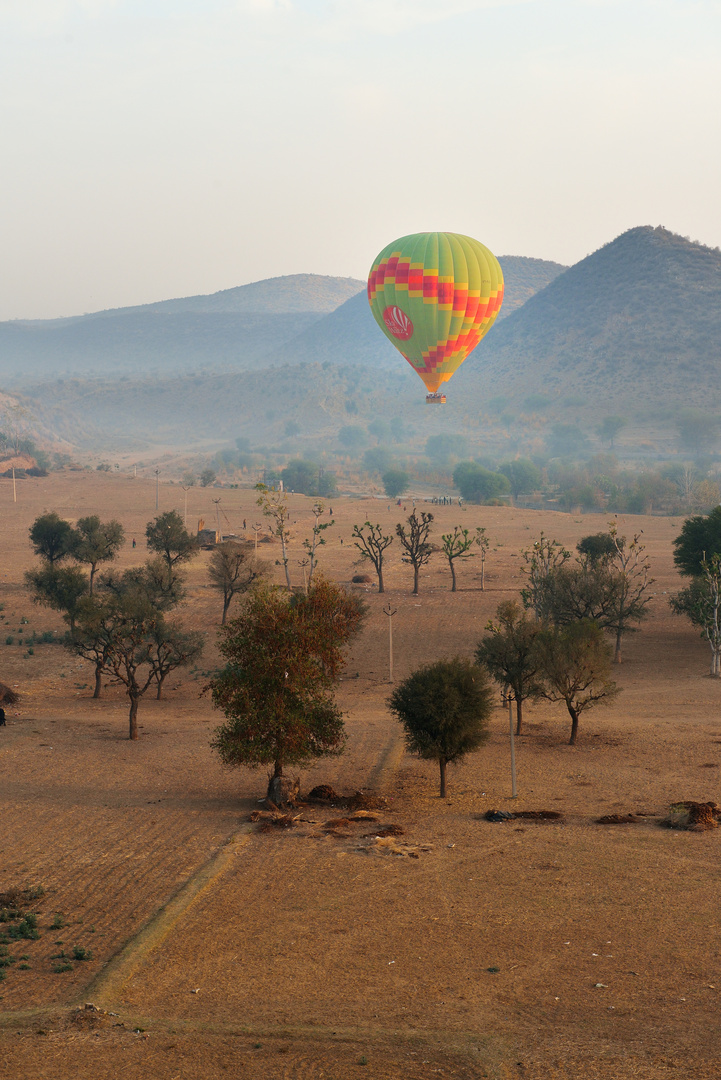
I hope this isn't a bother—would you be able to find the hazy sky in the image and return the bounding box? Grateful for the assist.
[1,0,720,319]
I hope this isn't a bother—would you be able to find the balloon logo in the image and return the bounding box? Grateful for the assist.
[368,231,504,398]
[382,305,413,340]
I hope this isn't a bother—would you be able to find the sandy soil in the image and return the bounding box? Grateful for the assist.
[0,471,720,1079]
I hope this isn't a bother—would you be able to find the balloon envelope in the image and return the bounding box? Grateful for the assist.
[367,232,504,394]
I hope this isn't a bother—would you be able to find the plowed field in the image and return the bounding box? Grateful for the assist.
[0,472,719,1079]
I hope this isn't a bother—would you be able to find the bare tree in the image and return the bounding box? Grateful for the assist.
[256,483,292,591]
[396,510,434,595]
[303,502,334,588]
[441,525,485,592]
[670,555,721,676]
[208,541,267,623]
[149,623,204,699]
[521,532,571,617]
[537,620,619,745]
[352,521,394,593]
[605,521,654,663]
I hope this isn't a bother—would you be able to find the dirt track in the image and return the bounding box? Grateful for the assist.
[1,472,720,1079]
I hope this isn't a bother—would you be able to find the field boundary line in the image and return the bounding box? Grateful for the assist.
[81,825,254,1008]
[366,728,406,791]
[80,729,404,1009]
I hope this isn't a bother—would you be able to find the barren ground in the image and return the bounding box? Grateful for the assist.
[0,472,719,1079]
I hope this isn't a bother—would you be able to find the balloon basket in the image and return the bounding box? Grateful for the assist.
[426,392,446,405]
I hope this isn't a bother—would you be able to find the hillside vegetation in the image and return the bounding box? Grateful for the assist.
[461,226,721,419]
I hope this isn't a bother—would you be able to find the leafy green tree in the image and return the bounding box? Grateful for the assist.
[352,521,394,593]
[208,541,267,624]
[388,657,494,797]
[453,462,510,504]
[670,556,721,676]
[533,562,621,628]
[200,467,217,487]
[476,600,544,735]
[441,525,484,592]
[281,459,321,495]
[145,510,199,589]
[210,578,366,796]
[577,532,617,565]
[498,459,542,501]
[29,512,74,567]
[69,515,125,594]
[396,510,434,594]
[71,566,195,738]
[382,468,410,499]
[599,416,627,449]
[537,620,619,745]
[673,506,721,577]
[25,565,89,636]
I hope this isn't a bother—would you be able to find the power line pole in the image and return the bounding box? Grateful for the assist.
[213,498,221,542]
[508,691,518,798]
[383,602,397,683]
[252,522,262,554]
[155,468,159,511]
[180,484,190,528]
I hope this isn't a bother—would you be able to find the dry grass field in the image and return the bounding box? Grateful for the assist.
[0,471,720,1079]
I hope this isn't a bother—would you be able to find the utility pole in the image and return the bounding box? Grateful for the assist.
[155,468,159,511]
[383,602,398,682]
[213,498,221,542]
[252,522,262,554]
[507,691,518,798]
[12,465,16,504]
[181,484,190,528]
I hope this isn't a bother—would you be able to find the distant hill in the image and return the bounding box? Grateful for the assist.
[456,226,721,417]
[0,275,364,385]
[265,255,567,370]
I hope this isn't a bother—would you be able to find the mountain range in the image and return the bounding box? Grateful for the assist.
[0,259,565,386]
[6,227,721,455]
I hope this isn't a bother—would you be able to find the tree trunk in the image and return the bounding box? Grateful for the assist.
[128,695,139,740]
[450,561,457,592]
[515,695,523,736]
[568,705,579,746]
[93,663,103,699]
[280,538,292,591]
[439,757,447,798]
[89,566,96,595]
[480,556,485,592]
[156,673,166,700]
[413,565,419,595]
[377,566,385,594]
[222,592,231,625]
[614,627,623,663]
[266,773,299,807]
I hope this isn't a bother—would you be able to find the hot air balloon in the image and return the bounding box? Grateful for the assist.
[367,232,504,403]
